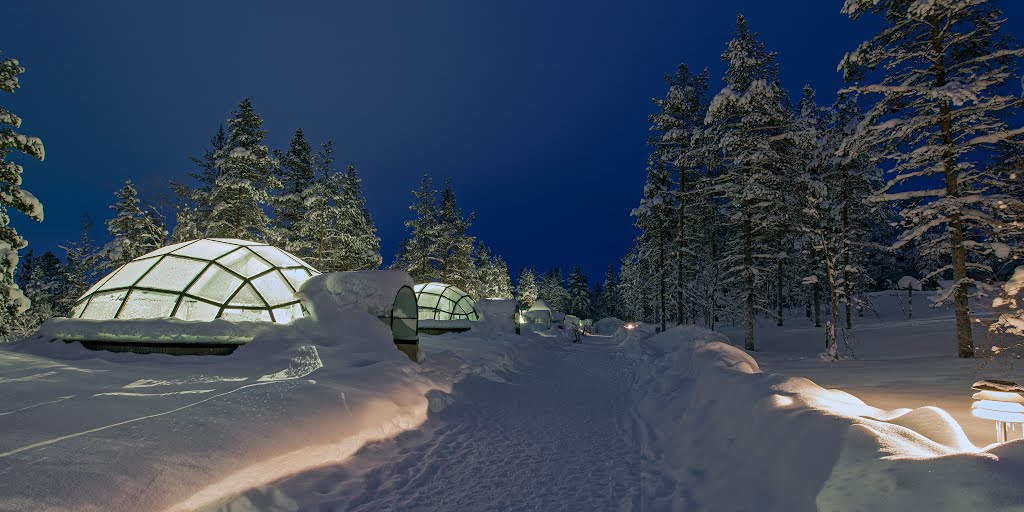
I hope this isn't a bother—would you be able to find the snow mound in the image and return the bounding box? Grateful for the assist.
[593,316,624,334]
[627,325,1024,512]
[297,270,412,321]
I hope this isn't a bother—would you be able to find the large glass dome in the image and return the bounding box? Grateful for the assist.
[69,238,320,324]
[413,282,478,321]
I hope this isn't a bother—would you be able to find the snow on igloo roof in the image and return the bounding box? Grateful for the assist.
[70,238,321,324]
[413,282,479,321]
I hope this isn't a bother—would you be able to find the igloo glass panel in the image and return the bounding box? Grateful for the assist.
[140,241,193,258]
[251,272,296,306]
[80,290,127,319]
[227,283,266,307]
[220,308,272,322]
[280,268,312,291]
[217,249,272,277]
[419,293,441,309]
[173,298,219,322]
[136,257,209,292]
[271,303,304,323]
[188,268,244,303]
[172,239,238,260]
[437,297,455,315]
[98,258,160,291]
[117,290,178,319]
[250,245,301,269]
[81,271,117,298]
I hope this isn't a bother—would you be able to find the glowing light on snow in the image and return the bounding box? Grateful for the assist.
[625,323,636,330]
[163,396,434,512]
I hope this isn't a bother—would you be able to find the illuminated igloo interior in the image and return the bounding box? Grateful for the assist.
[413,282,479,321]
[69,238,320,324]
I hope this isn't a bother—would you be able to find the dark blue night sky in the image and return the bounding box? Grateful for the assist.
[6,1,1024,284]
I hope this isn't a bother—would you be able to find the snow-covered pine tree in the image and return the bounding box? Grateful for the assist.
[273,128,315,251]
[598,264,619,319]
[171,126,228,241]
[649,63,710,326]
[60,217,100,315]
[205,98,281,241]
[840,0,1024,358]
[538,268,570,312]
[632,163,677,331]
[516,267,539,308]
[474,242,498,298]
[394,174,441,282]
[566,264,592,319]
[17,250,69,328]
[704,15,794,350]
[337,164,382,270]
[0,55,44,337]
[490,255,513,299]
[435,181,477,295]
[617,251,646,322]
[103,180,166,269]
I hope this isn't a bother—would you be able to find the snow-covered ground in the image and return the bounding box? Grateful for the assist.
[2,288,1023,511]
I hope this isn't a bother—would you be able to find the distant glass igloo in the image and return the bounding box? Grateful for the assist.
[413,282,479,321]
[69,238,320,324]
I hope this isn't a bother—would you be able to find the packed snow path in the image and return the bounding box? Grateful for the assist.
[221,336,649,511]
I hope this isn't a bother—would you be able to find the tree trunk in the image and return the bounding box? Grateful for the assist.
[677,168,686,326]
[659,219,667,333]
[931,14,974,358]
[744,214,755,351]
[841,164,852,330]
[813,281,821,328]
[776,257,784,326]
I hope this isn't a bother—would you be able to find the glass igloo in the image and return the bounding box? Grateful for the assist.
[70,238,320,324]
[413,282,479,321]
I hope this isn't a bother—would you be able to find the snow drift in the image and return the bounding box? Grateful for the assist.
[625,325,1024,512]
[0,273,538,512]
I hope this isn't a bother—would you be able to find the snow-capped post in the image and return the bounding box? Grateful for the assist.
[971,380,1024,443]
[0,54,44,338]
[840,0,1024,358]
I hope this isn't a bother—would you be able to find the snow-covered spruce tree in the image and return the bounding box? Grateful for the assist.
[617,251,648,322]
[475,243,513,299]
[171,126,228,241]
[567,264,592,319]
[516,267,538,308]
[60,217,100,315]
[17,250,69,328]
[394,174,441,282]
[273,128,315,251]
[205,98,280,241]
[841,0,1024,358]
[434,181,477,295]
[538,268,570,312]
[103,180,166,269]
[649,64,710,325]
[338,164,382,270]
[704,15,794,350]
[490,256,513,300]
[598,264,619,319]
[0,55,44,337]
[632,163,677,331]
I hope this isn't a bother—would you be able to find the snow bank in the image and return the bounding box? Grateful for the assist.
[627,325,1024,512]
[297,270,413,321]
[34,317,275,345]
[0,270,547,512]
[593,316,624,334]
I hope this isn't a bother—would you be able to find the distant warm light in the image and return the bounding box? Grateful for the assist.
[624,323,635,330]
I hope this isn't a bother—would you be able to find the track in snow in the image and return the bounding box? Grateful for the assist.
[218,337,651,511]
